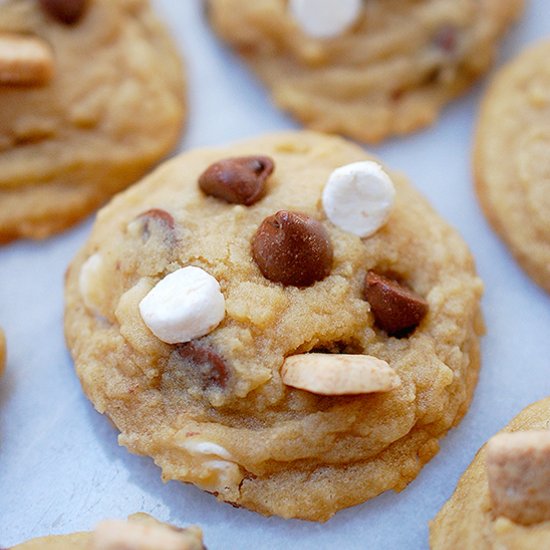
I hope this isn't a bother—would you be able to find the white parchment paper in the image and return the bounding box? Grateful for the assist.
[1,1,550,548]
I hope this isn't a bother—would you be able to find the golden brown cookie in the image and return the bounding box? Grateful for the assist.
[12,513,204,550]
[430,398,550,549]
[0,328,5,375]
[65,131,483,521]
[208,0,523,143]
[475,40,550,294]
[0,0,186,244]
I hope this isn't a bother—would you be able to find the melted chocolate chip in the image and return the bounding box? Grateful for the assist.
[252,210,333,287]
[364,271,429,336]
[39,0,89,25]
[176,342,229,389]
[198,155,274,206]
[133,208,175,241]
[433,25,457,54]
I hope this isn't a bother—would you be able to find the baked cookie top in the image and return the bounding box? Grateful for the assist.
[0,0,185,243]
[475,40,550,294]
[12,513,204,550]
[65,131,483,521]
[208,0,523,143]
[430,398,550,549]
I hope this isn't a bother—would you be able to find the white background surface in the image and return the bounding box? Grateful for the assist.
[1,1,550,548]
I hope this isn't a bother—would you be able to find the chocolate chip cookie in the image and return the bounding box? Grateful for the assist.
[65,131,484,521]
[430,398,550,549]
[0,328,5,375]
[0,0,185,243]
[475,40,550,294]
[207,0,523,143]
[12,513,204,549]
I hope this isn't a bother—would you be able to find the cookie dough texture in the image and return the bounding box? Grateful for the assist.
[208,0,523,143]
[12,513,204,549]
[65,131,484,521]
[475,41,550,294]
[430,398,550,549]
[0,0,185,244]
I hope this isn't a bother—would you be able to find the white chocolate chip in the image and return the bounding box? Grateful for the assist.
[91,519,203,550]
[139,266,225,344]
[79,253,107,316]
[281,353,401,395]
[322,161,396,238]
[289,0,362,39]
[486,431,550,525]
[0,33,54,86]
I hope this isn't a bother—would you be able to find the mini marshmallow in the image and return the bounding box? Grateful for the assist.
[289,0,362,39]
[139,266,225,344]
[322,161,396,238]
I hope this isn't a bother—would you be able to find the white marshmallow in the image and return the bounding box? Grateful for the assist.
[289,0,362,39]
[139,266,225,344]
[180,440,234,460]
[322,161,396,238]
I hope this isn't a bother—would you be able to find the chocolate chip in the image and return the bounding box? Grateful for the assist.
[39,0,89,25]
[252,210,333,287]
[133,208,175,241]
[433,25,457,54]
[176,342,229,389]
[198,156,274,206]
[364,271,428,336]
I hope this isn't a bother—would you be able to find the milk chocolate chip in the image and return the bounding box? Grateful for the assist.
[39,0,89,25]
[252,210,333,287]
[364,271,428,336]
[177,342,229,389]
[199,156,274,206]
[130,208,176,242]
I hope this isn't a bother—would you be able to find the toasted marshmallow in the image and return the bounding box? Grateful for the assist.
[322,161,396,238]
[289,0,362,39]
[139,266,225,344]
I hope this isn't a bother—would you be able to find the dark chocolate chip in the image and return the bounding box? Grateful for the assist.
[39,0,89,25]
[364,271,429,336]
[176,342,229,389]
[198,155,274,206]
[252,210,333,287]
[133,208,175,241]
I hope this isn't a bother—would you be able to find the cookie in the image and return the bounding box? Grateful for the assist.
[430,398,550,549]
[12,513,204,549]
[0,328,5,375]
[474,40,550,294]
[0,0,185,244]
[207,0,523,143]
[65,131,483,521]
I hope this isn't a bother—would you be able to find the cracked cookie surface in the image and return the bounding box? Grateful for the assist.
[208,0,523,143]
[475,40,550,294]
[65,131,483,521]
[430,398,550,550]
[0,0,185,243]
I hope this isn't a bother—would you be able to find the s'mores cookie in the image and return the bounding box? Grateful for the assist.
[0,0,185,243]
[475,40,550,293]
[65,131,483,521]
[12,513,204,550]
[431,398,550,549]
[208,0,523,142]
